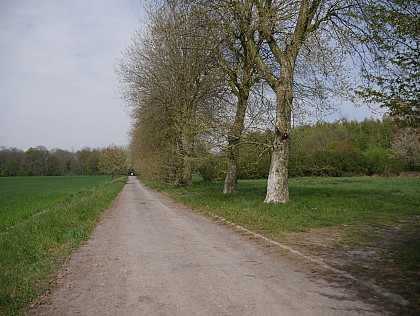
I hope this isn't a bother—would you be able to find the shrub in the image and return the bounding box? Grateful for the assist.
[197,155,226,182]
[364,148,392,175]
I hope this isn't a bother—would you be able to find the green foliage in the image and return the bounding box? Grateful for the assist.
[0,147,24,176]
[0,176,125,314]
[364,148,393,175]
[358,0,419,128]
[289,118,401,177]
[21,146,50,176]
[0,146,130,177]
[310,151,367,176]
[72,148,101,175]
[196,154,226,182]
[196,118,414,180]
[98,145,128,177]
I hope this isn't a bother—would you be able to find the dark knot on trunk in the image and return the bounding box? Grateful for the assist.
[275,127,289,140]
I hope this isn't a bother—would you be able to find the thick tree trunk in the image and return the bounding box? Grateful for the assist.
[264,129,290,203]
[223,91,249,194]
[264,67,293,203]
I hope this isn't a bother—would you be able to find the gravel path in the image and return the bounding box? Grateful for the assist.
[31,176,380,315]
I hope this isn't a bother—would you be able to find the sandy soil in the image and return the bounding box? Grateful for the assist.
[31,176,383,315]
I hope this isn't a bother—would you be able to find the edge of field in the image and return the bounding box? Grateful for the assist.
[0,176,126,315]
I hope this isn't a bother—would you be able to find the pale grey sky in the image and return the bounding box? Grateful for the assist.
[0,0,145,151]
[0,1,381,151]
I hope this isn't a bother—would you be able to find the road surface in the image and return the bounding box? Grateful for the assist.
[32,176,380,315]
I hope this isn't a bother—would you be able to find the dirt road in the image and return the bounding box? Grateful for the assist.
[32,176,381,315]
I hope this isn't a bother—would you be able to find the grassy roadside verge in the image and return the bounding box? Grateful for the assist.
[0,177,126,315]
[142,176,420,313]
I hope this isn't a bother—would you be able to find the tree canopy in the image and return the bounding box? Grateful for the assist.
[357,0,419,128]
[0,146,128,177]
[117,0,418,203]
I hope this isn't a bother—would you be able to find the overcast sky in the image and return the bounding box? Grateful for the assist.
[0,0,145,151]
[0,1,382,152]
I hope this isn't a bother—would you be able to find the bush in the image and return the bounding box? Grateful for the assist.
[364,148,392,175]
[197,155,226,182]
[238,151,270,179]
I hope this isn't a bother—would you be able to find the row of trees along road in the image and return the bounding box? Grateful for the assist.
[0,145,130,177]
[117,0,419,203]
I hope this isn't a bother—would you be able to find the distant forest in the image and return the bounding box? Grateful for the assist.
[197,118,419,181]
[0,145,129,177]
[1,119,418,179]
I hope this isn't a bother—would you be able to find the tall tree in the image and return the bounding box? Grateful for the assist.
[118,0,224,186]
[229,0,332,202]
[230,0,401,203]
[72,148,100,175]
[204,2,263,193]
[50,148,74,175]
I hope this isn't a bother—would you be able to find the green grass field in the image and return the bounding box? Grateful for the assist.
[0,176,112,232]
[0,176,126,315]
[144,176,420,312]
[147,176,419,233]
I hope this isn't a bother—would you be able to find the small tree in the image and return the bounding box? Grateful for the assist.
[391,129,420,171]
[99,145,128,177]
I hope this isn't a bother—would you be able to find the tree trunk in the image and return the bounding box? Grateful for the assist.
[264,128,290,203]
[223,137,240,193]
[264,67,293,203]
[223,91,249,194]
